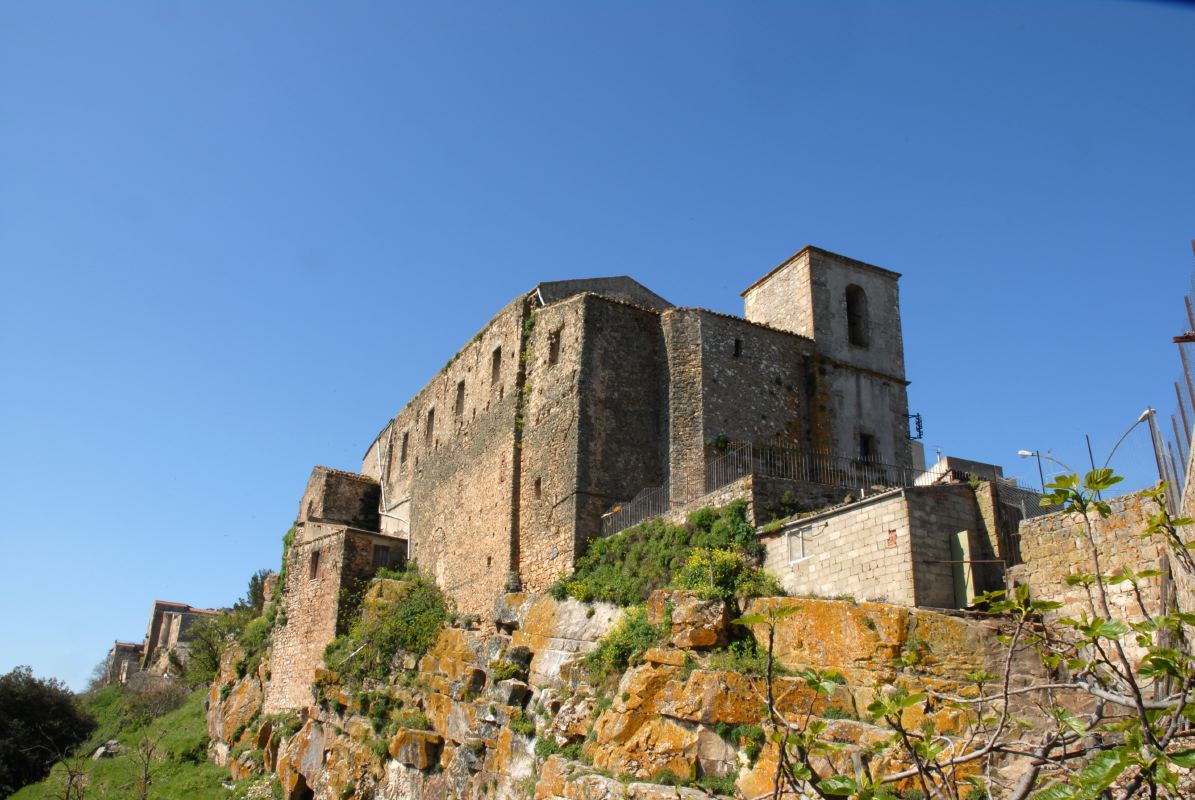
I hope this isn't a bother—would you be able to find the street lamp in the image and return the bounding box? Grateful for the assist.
[1104,408,1154,469]
[1017,450,1046,493]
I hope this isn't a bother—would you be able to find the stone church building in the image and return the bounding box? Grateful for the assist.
[264,245,918,711]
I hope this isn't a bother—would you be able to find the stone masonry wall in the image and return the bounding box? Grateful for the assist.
[657,474,852,530]
[805,248,905,379]
[742,247,910,467]
[265,522,349,713]
[265,523,403,713]
[362,297,528,618]
[742,249,816,339]
[574,296,668,544]
[662,309,705,501]
[516,295,587,593]
[763,489,917,605]
[905,484,992,608]
[1008,491,1169,625]
[298,468,380,530]
[762,485,986,608]
[697,310,813,454]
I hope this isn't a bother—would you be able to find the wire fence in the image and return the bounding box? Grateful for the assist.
[1161,274,1195,512]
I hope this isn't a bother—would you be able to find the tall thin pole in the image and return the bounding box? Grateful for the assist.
[1173,413,1189,469]
[1177,382,1192,444]
[1146,408,1169,491]
[1178,346,1195,430]
[1167,441,1183,504]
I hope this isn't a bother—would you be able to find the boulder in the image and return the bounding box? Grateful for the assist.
[389,728,445,771]
[547,692,598,745]
[694,726,737,778]
[647,590,730,650]
[491,678,531,707]
[643,647,686,667]
[90,739,122,760]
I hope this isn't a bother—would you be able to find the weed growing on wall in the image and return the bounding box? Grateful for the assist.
[584,607,665,685]
[671,547,782,601]
[323,566,448,685]
[553,501,762,605]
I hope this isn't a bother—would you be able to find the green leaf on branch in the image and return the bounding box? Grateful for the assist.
[816,775,858,796]
[1083,468,1123,492]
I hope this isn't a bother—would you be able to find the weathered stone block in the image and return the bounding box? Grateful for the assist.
[388,728,444,771]
[647,589,730,650]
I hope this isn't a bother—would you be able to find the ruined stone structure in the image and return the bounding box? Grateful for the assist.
[265,468,406,713]
[357,246,912,617]
[140,599,218,674]
[103,640,143,686]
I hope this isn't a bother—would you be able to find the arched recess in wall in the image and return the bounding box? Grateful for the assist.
[845,284,870,348]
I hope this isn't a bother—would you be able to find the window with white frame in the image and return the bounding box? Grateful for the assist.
[787,525,813,563]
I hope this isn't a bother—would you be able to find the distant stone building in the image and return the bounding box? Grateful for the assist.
[103,640,143,686]
[140,600,218,674]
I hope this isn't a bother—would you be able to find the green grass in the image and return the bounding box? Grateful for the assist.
[10,688,230,800]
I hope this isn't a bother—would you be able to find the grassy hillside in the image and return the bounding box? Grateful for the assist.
[9,686,239,800]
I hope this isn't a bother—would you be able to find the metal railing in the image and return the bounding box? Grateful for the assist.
[599,484,671,538]
[601,442,977,537]
[705,441,930,495]
[995,477,1056,520]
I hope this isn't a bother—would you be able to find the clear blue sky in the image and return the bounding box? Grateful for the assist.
[2,1,1193,690]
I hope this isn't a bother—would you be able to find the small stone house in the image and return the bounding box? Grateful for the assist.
[762,482,1021,609]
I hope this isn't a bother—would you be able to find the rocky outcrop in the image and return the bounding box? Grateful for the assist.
[647,590,731,649]
[207,642,268,767]
[502,593,623,686]
[206,588,1034,800]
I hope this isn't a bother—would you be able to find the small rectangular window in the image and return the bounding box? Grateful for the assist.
[733,338,742,357]
[788,527,811,563]
[491,347,502,386]
[548,330,561,365]
[309,550,320,580]
[859,432,875,461]
[534,477,542,498]
[400,432,409,464]
[371,545,391,569]
[426,408,435,442]
[455,380,465,416]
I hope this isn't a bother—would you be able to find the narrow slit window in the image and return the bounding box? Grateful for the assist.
[491,347,502,386]
[534,477,542,498]
[425,408,435,443]
[400,431,409,464]
[845,284,870,348]
[548,329,561,365]
[733,338,743,357]
[309,550,320,580]
[455,380,465,416]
